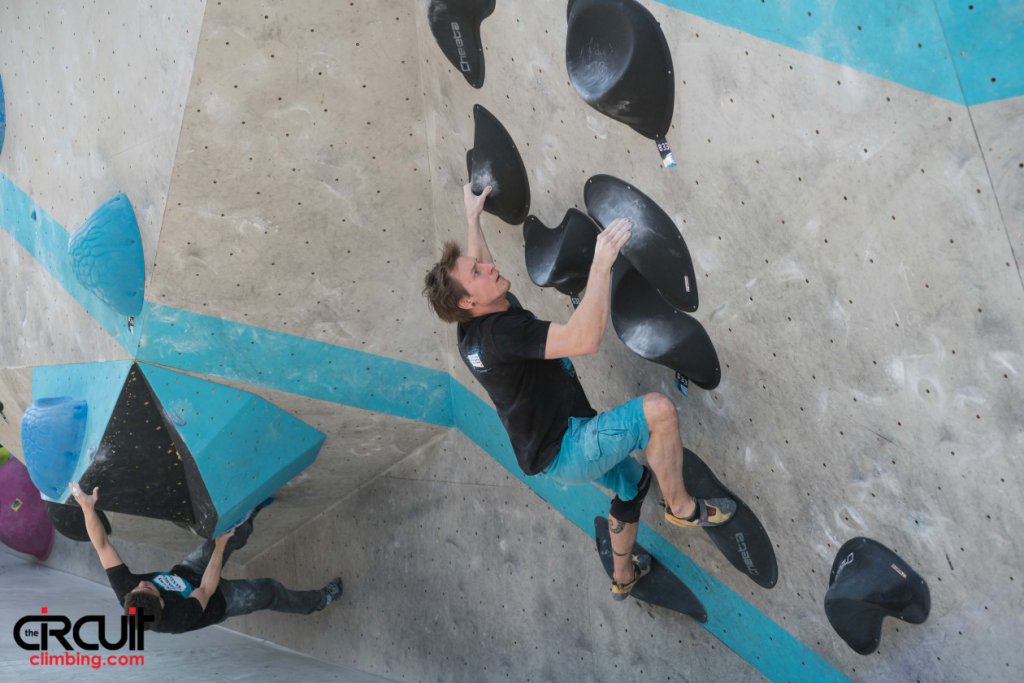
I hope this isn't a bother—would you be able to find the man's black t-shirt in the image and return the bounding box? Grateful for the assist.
[457,293,596,474]
[106,563,227,634]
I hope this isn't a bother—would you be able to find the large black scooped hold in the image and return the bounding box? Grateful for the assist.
[825,537,930,655]
[566,0,674,141]
[611,260,720,390]
[466,104,531,225]
[594,517,707,622]
[523,209,600,296]
[45,501,112,542]
[585,174,697,312]
[426,0,495,88]
[682,449,777,588]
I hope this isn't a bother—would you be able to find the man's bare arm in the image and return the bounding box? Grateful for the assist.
[188,530,233,610]
[545,218,632,359]
[465,183,494,264]
[70,483,123,570]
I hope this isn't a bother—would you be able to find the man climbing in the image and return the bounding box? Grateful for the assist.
[71,482,342,633]
[423,184,736,600]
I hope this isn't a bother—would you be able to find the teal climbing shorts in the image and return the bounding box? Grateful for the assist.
[544,396,649,501]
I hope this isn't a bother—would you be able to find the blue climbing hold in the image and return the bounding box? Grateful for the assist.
[21,397,89,501]
[68,193,145,316]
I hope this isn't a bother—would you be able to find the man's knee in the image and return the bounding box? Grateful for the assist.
[642,392,677,430]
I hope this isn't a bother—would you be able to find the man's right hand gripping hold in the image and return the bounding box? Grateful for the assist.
[423,184,735,600]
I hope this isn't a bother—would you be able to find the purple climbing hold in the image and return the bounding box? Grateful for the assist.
[0,457,55,561]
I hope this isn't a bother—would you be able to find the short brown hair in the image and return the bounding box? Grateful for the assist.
[124,591,162,631]
[423,241,472,323]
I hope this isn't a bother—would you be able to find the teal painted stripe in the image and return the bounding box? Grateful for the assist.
[654,0,1024,105]
[134,302,453,427]
[0,173,139,354]
[451,382,850,683]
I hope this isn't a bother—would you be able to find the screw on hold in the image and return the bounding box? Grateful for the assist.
[674,372,689,397]
[127,316,135,334]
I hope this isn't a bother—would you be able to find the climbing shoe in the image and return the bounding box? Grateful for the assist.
[611,551,652,601]
[664,497,736,528]
[318,577,343,610]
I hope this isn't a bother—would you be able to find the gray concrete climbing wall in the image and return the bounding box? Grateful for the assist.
[1,0,1021,681]
[147,0,443,367]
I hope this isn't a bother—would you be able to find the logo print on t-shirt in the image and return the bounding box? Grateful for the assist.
[152,573,192,597]
[467,352,484,369]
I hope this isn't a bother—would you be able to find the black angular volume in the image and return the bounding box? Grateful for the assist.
[77,364,197,524]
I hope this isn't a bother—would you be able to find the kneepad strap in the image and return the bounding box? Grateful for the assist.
[609,465,652,524]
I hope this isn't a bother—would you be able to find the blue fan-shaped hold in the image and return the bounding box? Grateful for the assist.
[0,73,6,156]
[22,397,89,501]
[68,193,145,316]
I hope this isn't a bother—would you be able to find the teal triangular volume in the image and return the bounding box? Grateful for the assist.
[30,361,133,502]
[139,363,325,536]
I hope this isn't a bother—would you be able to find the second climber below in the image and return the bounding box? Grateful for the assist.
[423,184,736,600]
